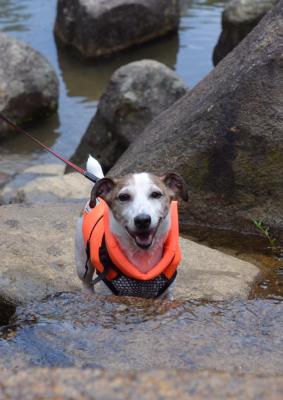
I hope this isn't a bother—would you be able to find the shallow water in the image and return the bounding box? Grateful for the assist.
[0,0,224,175]
[0,292,282,373]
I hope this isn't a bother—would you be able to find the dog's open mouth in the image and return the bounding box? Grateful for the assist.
[133,230,154,249]
[126,219,162,249]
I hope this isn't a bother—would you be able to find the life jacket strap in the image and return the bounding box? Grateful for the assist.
[84,214,104,282]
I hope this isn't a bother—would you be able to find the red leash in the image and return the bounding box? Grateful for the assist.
[0,113,99,183]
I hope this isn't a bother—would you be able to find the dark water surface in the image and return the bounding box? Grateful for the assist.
[0,0,224,174]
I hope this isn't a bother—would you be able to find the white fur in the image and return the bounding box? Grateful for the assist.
[75,156,171,294]
[86,155,104,179]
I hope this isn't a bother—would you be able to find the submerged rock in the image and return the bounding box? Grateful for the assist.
[54,0,180,59]
[213,0,277,65]
[0,295,282,374]
[110,0,283,239]
[67,60,187,173]
[0,33,59,139]
[0,203,258,304]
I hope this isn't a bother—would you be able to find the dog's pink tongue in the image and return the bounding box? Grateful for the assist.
[135,232,153,247]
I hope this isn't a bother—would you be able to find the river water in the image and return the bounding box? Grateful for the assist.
[0,0,225,175]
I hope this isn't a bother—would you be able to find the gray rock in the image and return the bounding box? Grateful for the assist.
[0,204,81,304]
[2,164,92,204]
[213,0,278,65]
[54,0,180,59]
[67,60,187,172]
[110,0,283,240]
[0,203,258,304]
[1,369,283,400]
[0,33,59,138]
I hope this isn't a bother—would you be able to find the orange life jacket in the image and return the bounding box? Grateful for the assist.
[82,199,182,298]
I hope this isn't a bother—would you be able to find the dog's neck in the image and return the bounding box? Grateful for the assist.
[109,212,171,273]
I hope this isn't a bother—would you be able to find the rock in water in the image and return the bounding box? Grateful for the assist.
[213,0,278,65]
[67,60,187,172]
[0,33,59,138]
[54,0,180,59]
[110,0,283,239]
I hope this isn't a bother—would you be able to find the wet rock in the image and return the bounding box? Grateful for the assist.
[54,0,180,59]
[110,0,283,238]
[0,369,283,399]
[213,0,277,65]
[0,33,59,139]
[0,203,258,304]
[2,164,92,204]
[67,60,187,173]
[0,295,282,373]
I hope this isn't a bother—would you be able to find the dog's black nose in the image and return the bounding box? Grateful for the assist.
[134,214,151,230]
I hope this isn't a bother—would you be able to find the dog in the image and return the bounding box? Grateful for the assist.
[75,155,188,297]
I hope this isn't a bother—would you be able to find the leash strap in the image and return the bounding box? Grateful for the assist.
[0,113,99,183]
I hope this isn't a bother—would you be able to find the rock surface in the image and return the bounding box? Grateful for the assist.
[54,0,180,59]
[67,60,187,173]
[0,369,283,400]
[2,164,92,204]
[0,33,59,139]
[213,0,277,65]
[0,203,258,304]
[0,204,81,304]
[110,0,283,239]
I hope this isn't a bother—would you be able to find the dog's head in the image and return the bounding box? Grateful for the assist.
[90,172,188,249]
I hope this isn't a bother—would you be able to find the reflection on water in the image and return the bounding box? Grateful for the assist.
[0,0,224,173]
[56,34,179,100]
[0,0,31,32]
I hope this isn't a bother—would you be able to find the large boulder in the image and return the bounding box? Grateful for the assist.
[0,33,59,139]
[54,0,180,59]
[213,0,278,65]
[110,0,283,239]
[0,203,258,304]
[67,60,187,173]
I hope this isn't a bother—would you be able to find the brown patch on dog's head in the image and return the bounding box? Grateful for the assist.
[161,172,188,202]
[90,177,116,208]
[89,175,135,210]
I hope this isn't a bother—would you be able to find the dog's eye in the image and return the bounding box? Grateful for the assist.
[150,191,163,199]
[118,193,131,202]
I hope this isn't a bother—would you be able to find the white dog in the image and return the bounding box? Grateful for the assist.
[75,156,188,298]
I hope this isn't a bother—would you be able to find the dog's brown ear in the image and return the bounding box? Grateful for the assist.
[162,172,188,202]
[90,177,116,207]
